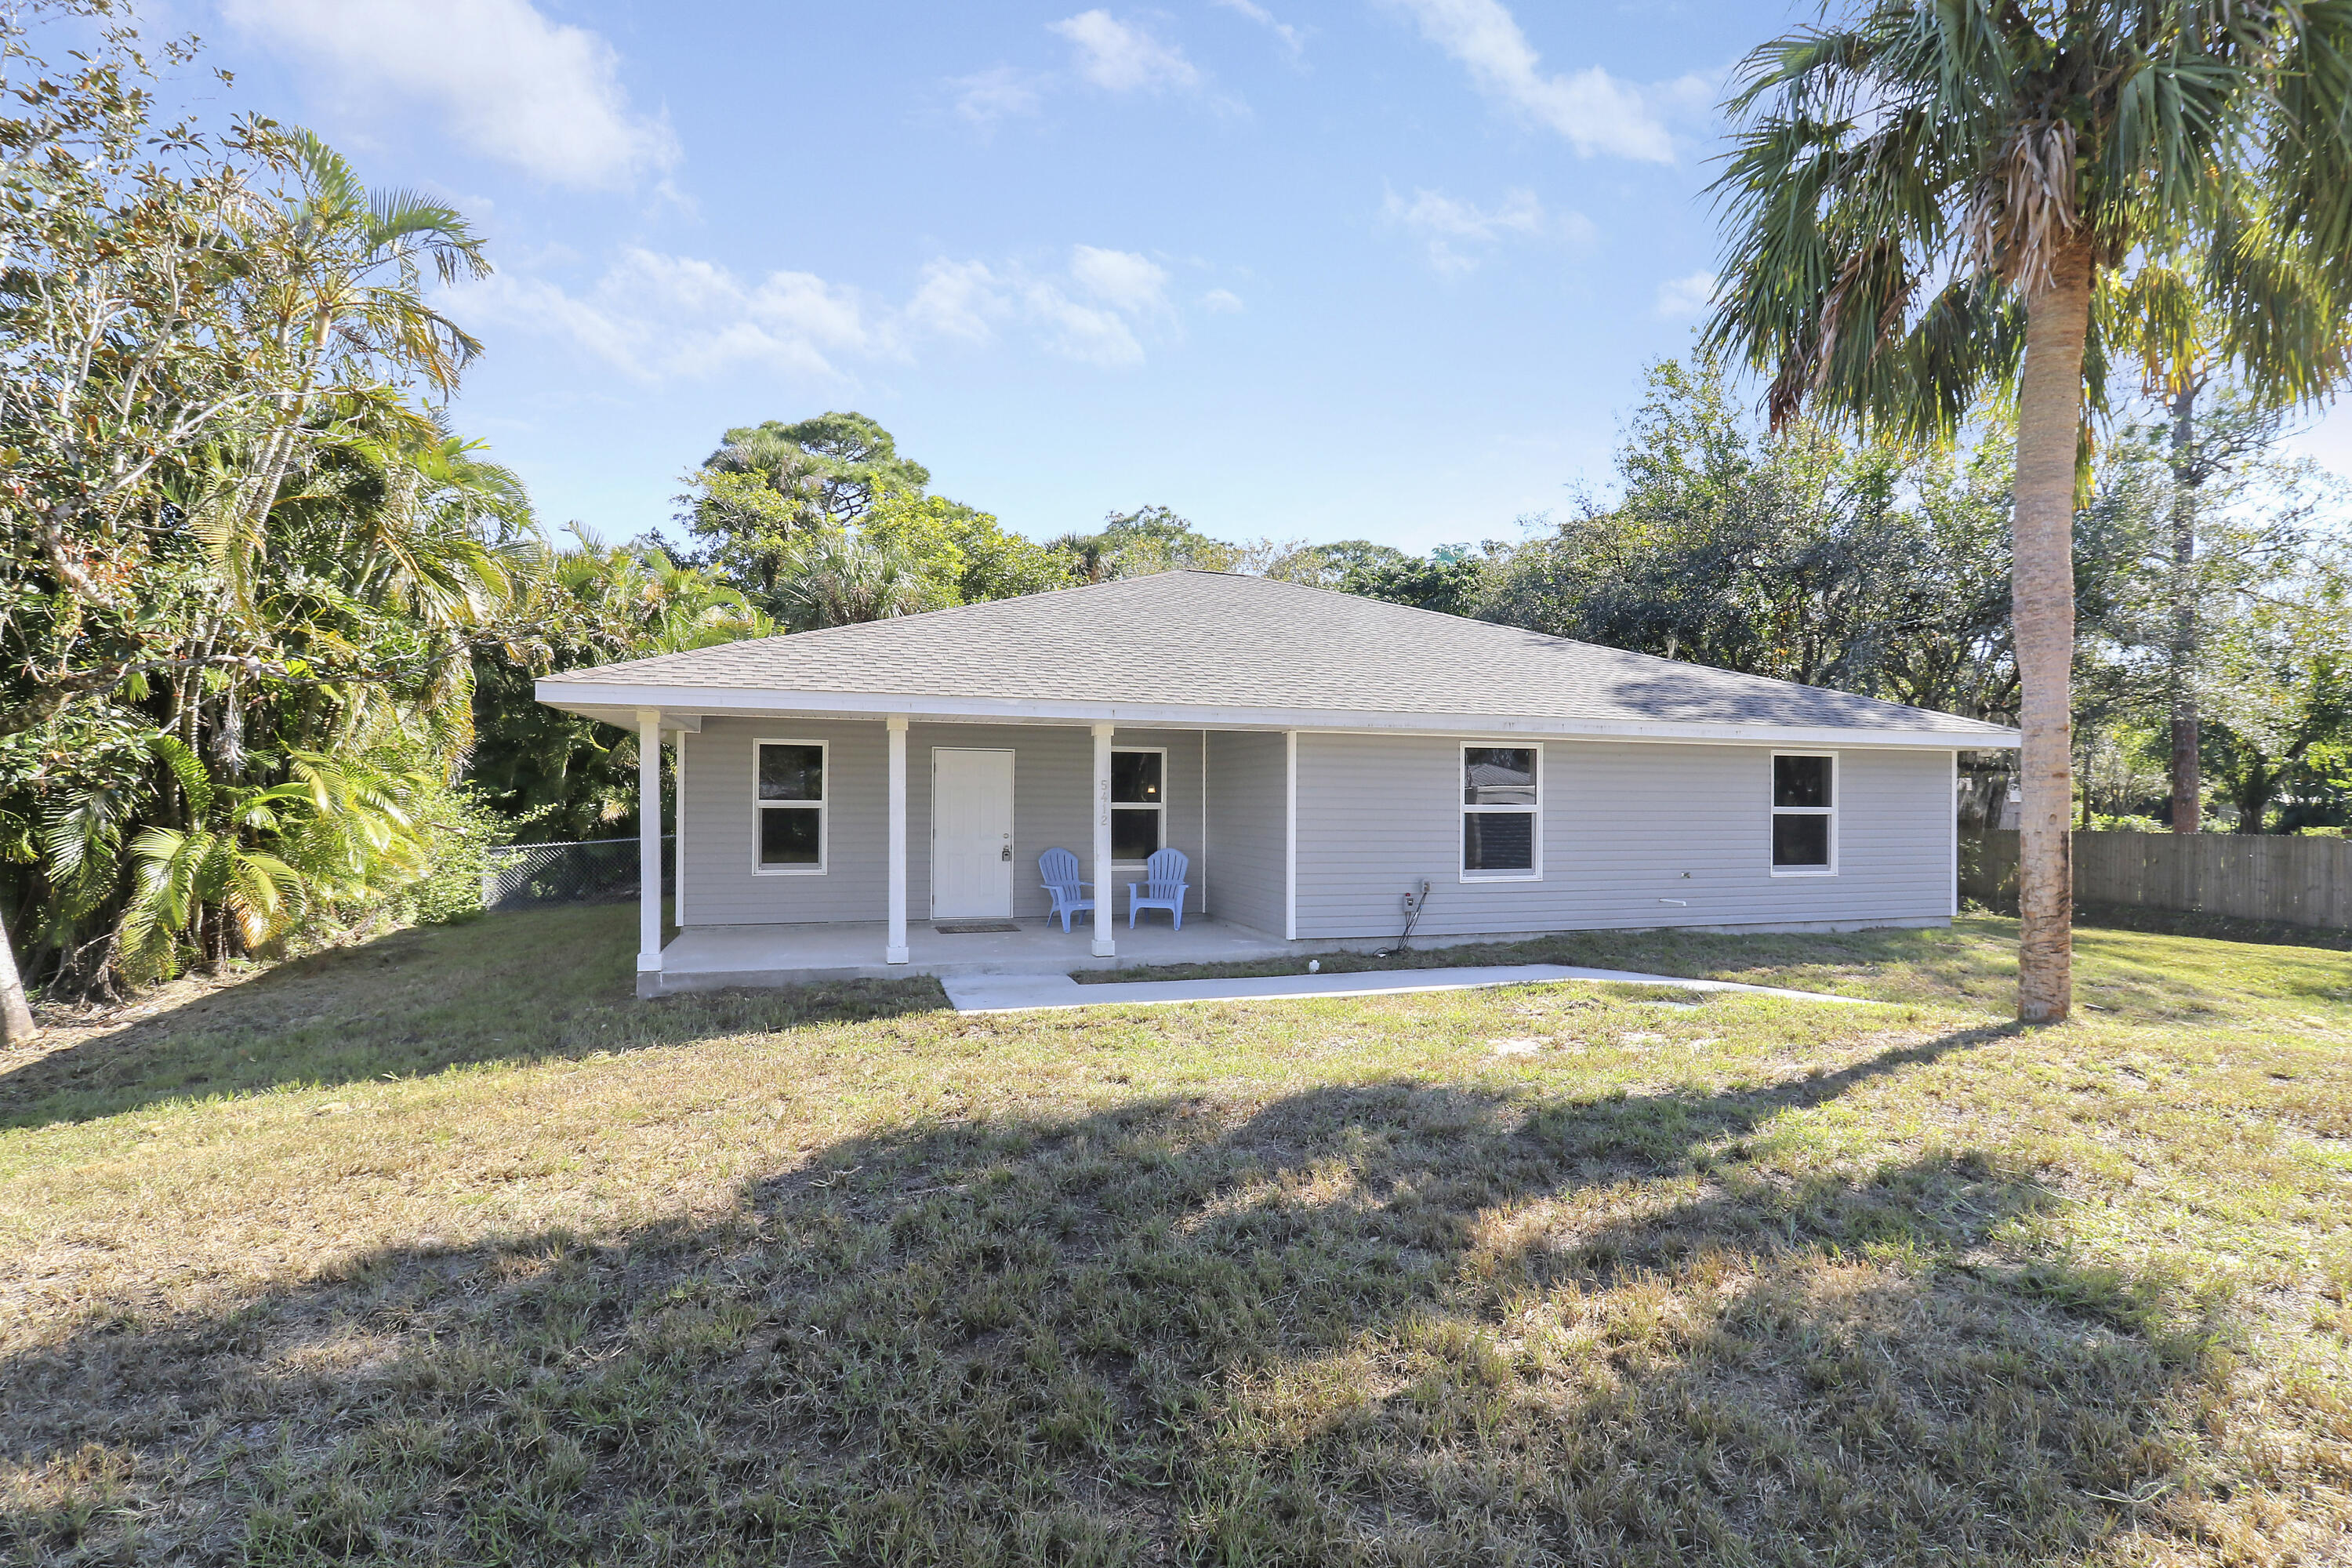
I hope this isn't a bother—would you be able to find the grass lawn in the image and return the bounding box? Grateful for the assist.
[3,906,2349,1565]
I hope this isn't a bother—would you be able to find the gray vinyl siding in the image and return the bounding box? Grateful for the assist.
[679,717,1203,926]
[1205,731,1288,938]
[1291,734,1955,938]
[1095,728,1206,920]
[679,718,1952,936]
[678,717,888,926]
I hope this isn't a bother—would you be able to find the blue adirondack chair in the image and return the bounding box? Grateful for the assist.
[1127,847,1190,929]
[1038,848,1094,932]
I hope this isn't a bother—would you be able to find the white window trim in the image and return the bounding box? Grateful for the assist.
[753,737,828,876]
[1461,740,1543,883]
[1769,750,1838,877]
[1111,746,1167,862]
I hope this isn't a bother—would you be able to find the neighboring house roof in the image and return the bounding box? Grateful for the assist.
[537,570,2019,748]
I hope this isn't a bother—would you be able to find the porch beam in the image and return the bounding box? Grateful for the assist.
[886,714,909,964]
[637,707,663,984]
[1091,721,1116,958]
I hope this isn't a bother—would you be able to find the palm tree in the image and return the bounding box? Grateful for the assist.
[773,528,942,630]
[1707,2,2352,1022]
[216,130,491,593]
[119,739,433,980]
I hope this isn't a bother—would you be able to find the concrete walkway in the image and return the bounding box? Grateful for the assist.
[940,963,1881,1014]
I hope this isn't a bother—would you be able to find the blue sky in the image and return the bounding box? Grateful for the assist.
[174,0,2352,552]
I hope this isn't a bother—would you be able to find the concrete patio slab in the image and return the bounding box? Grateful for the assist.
[940,964,1882,1014]
[648,916,1294,994]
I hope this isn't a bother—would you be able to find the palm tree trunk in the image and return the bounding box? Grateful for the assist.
[2166,383,2201,833]
[0,907,36,1046]
[2012,238,2093,1024]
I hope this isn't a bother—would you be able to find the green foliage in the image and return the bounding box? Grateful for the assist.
[862,491,1074,607]
[1047,505,1241,580]
[0,13,548,998]
[387,781,511,927]
[2198,552,2352,831]
[466,534,770,843]
[1337,547,1490,617]
[1707,0,2352,437]
[680,412,934,606]
[2065,390,2352,832]
[1486,355,2049,721]
[678,412,1080,625]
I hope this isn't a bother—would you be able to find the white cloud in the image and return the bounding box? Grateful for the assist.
[451,248,869,382]
[953,67,1044,126]
[1069,245,1171,314]
[1023,286,1148,366]
[1050,10,1201,93]
[220,0,678,191]
[904,259,1011,344]
[1383,0,1675,163]
[1381,186,1591,274]
[456,244,1185,381]
[1213,0,1305,57]
[1202,288,1246,313]
[1655,270,1718,318]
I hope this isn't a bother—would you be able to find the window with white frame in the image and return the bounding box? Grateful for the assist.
[1462,745,1539,879]
[755,740,826,873]
[1111,748,1164,858]
[1770,753,1835,873]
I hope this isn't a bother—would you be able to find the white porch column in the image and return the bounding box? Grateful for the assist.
[1284,729,1298,941]
[672,725,687,926]
[1091,720,1116,957]
[886,714,909,964]
[637,708,663,982]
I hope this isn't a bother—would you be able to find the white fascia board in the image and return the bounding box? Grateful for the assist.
[534,679,2020,751]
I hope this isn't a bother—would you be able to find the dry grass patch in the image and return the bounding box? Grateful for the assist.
[3,905,2350,1564]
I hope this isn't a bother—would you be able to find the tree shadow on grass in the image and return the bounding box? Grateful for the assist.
[1,1026,2243,1565]
[0,905,947,1129]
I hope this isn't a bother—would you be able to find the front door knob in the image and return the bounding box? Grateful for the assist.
[1000,844,1011,861]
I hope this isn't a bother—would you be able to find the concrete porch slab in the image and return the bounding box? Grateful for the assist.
[646,916,1292,995]
[939,964,1884,1014]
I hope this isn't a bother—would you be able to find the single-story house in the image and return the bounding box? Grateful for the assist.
[534,571,2020,996]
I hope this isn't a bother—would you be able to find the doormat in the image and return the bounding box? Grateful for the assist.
[935,920,1021,934]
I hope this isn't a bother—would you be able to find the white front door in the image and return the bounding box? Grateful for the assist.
[931,748,1014,918]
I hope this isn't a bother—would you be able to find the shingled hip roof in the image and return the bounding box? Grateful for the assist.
[536,571,2019,749]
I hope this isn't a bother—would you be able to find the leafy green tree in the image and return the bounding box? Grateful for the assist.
[862,490,1074,606]
[2198,544,2352,832]
[682,412,931,604]
[1048,506,1241,580]
[0,11,539,1011]
[468,534,771,842]
[2072,387,2328,827]
[1486,357,2076,721]
[1708,0,2352,1021]
[1338,546,1489,618]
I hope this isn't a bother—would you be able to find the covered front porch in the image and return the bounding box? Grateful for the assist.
[648,913,1291,993]
[614,706,1294,996]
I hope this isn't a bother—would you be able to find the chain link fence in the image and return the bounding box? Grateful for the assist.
[482,837,673,912]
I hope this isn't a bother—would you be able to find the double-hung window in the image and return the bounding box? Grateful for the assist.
[1111,748,1164,858]
[1462,745,1540,880]
[755,740,826,873]
[1770,753,1835,873]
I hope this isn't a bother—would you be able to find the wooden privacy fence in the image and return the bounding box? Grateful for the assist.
[1962,829,2352,931]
